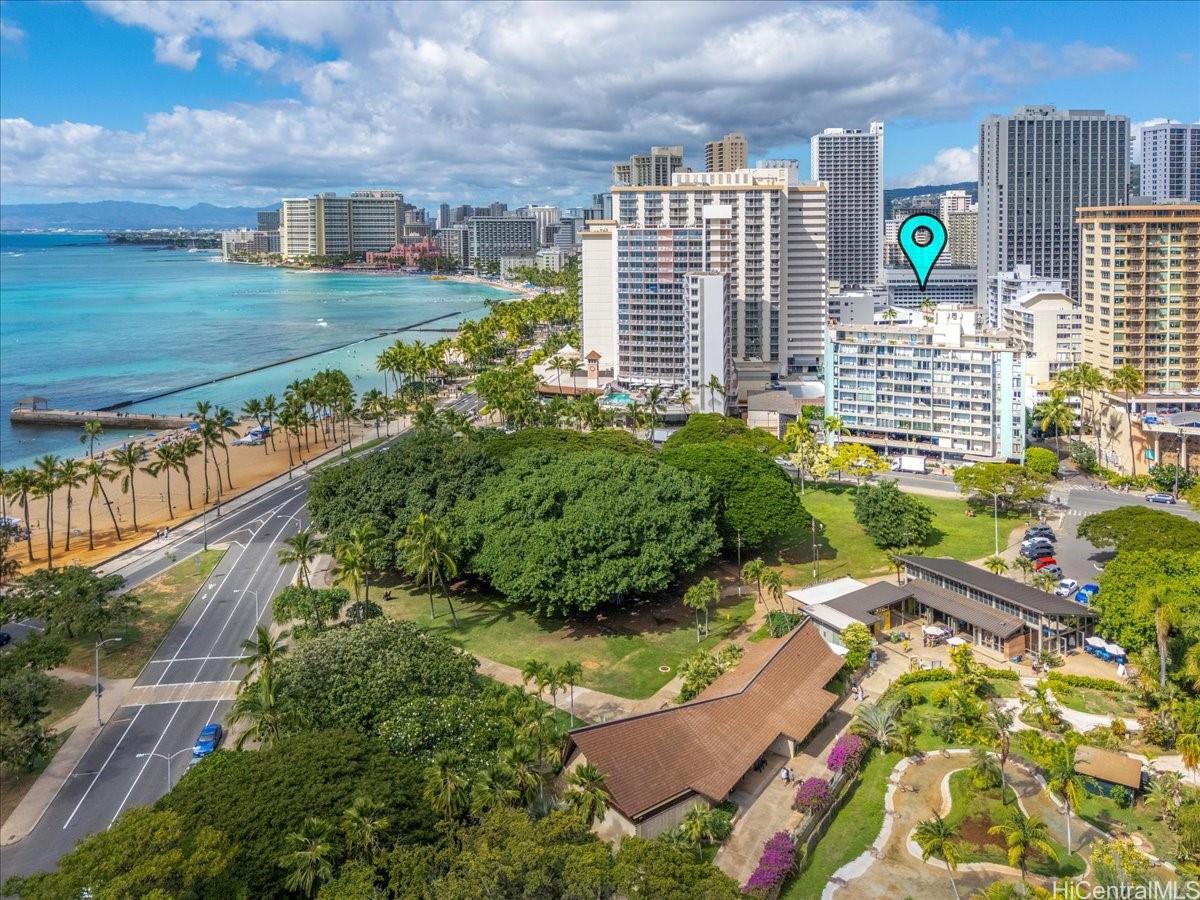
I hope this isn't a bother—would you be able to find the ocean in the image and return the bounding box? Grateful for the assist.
[0,232,511,466]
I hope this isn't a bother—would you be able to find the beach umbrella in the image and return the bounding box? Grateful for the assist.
[1086,636,1107,649]
[1105,643,1126,657]
[922,625,945,636]
[946,636,967,647]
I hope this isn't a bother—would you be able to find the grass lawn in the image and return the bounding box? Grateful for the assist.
[43,678,92,726]
[376,580,757,699]
[61,549,226,679]
[769,485,1025,586]
[782,750,902,899]
[0,727,73,826]
[943,769,1085,877]
[1078,792,1176,860]
[1048,682,1141,719]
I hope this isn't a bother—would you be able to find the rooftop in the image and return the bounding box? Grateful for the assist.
[1075,746,1143,790]
[900,556,1096,619]
[565,621,843,820]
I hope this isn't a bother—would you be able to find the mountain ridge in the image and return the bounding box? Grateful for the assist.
[0,200,279,230]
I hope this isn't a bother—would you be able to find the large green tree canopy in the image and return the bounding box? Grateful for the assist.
[953,462,1048,511]
[853,480,934,549]
[461,450,721,616]
[1077,506,1200,554]
[307,429,502,570]
[661,413,786,455]
[660,442,806,548]
[1094,550,1200,653]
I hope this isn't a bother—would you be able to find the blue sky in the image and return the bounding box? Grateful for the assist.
[1,0,1197,209]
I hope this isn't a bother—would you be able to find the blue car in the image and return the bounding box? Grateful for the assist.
[1075,583,1101,604]
[192,722,223,760]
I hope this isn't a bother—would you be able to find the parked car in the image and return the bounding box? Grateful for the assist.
[1025,525,1055,541]
[1146,493,1177,504]
[191,723,223,760]
[1033,557,1058,571]
[1020,544,1055,560]
[1055,578,1079,597]
[1079,583,1100,597]
[1075,583,1100,604]
[1021,538,1054,552]
[1040,564,1063,578]
[0,631,11,648]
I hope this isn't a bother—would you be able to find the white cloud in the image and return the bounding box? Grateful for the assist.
[3,2,1137,205]
[0,17,25,43]
[896,145,979,188]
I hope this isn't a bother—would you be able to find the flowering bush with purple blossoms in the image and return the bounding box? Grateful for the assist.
[826,734,866,773]
[742,831,796,895]
[793,776,832,813]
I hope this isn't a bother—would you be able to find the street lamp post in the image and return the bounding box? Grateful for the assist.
[136,747,192,792]
[201,488,209,551]
[735,530,743,597]
[811,519,824,581]
[94,637,123,726]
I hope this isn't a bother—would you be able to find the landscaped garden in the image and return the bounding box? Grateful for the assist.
[376,579,756,699]
[1045,672,1140,719]
[1078,790,1177,863]
[941,768,1085,877]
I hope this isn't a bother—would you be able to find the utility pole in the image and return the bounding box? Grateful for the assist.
[94,637,123,725]
[735,530,743,596]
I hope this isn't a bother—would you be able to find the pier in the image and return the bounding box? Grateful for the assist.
[10,406,192,430]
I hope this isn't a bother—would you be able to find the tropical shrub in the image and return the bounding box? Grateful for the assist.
[1070,441,1098,473]
[678,645,744,702]
[841,622,873,671]
[826,734,867,774]
[1109,785,1132,808]
[891,668,954,688]
[764,611,802,638]
[1046,672,1127,693]
[1149,463,1195,493]
[852,480,934,548]
[1024,447,1059,479]
[742,831,796,895]
[793,777,832,813]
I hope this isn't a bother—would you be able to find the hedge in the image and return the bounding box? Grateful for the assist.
[1047,672,1127,693]
[980,666,1020,682]
[891,668,954,688]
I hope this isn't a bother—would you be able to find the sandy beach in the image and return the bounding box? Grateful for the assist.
[3,410,408,573]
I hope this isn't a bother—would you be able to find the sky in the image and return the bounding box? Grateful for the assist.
[1,0,1197,211]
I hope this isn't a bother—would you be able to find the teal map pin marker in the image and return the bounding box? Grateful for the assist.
[898,214,947,290]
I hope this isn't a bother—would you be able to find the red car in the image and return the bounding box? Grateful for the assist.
[1033,557,1058,571]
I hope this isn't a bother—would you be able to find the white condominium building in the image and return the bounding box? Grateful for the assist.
[279,190,405,258]
[824,308,1024,462]
[1141,123,1200,203]
[599,163,827,383]
[939,189,973,219]
[884,267,979,311]
[518,205,561,247]
[466,216,538,266]
[1001,290,1082,403]
[810,122,884,291]
[978,105,1129,302]
[988,264,1068,327]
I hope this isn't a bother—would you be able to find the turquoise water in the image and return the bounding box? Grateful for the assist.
[0,233,511,465]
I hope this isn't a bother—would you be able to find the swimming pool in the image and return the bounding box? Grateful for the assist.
[602,391,633,406]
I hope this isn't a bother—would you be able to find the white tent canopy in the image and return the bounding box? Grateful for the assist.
[923,625,946,636]
[946,636,967,647]
[1106,643,1127,657]
[1086,636,1107,649]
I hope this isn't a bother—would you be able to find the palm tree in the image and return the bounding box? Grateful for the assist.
[80,420,104,458]
[565,763,609,825]
[983,555,1009,576]
[1177,732,1200,786]
[1137,578,1181,690]
[882,306,899,324]
[261,394,279,451]
[424,750,469,822]
[33,455,60,566]
[57,459,86,553]
[986,703,1016,802]
[1108,365,1145,475]
[1013,555,1034,584]
[1074,362,1107,462]
[241,398,269,456]
[645,385,665,431]
[1053,368,1086,447]
[111,443,144,532]
[175,436,200,509]
[969,747,1003,789]
[741,558,768,610]
[213,406,238,489]
[987,810,1057,888]
[885,548,910,585]
[397,512,459,626]
[235,624,288,688]
[470,764,520,815]
[1034,390,1076,461]
[851,700,907,753]
[678,388,693,416]
[762,568,787,613]
[707,374,724,413]
[520,659,550,702]
[148,445,178,519]
[1042,739,1087,853]
[346,522,380,600]
[280,817,337,897]
[278,528,322,587]
[230,669,285,750]
[340,796,389,864]
[919,297,937,324]
[332,539,367,602]
[913,812,962,900]
[82,459,121,548]
[5,467,37,561]
[1032,569,1058,593]
[823,415,847,446]
[559,660,584,723]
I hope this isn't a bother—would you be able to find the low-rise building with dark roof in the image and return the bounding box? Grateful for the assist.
[1075,746,1145,797]
[563,619,844,839]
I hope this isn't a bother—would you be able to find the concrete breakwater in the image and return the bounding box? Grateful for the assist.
[10,408,193,430]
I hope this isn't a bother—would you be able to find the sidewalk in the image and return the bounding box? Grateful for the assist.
[1,675,135,845]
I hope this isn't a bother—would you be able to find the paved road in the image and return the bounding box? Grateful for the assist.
[1,391,482,879]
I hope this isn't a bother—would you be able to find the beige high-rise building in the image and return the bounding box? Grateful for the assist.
[612,146,685,187]
[705,133,748,172]
[1079,204,1200,391]
[810,122,884,291]
[279,190,405,258]
[947,208,978,267]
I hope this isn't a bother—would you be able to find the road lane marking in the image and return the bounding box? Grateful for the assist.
[143,656,240,664]
[63,706,145,830]
[108,701,186,827]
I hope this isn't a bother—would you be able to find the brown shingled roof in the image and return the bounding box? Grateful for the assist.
[1075,746,1143,790]
[565,620,843,820]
